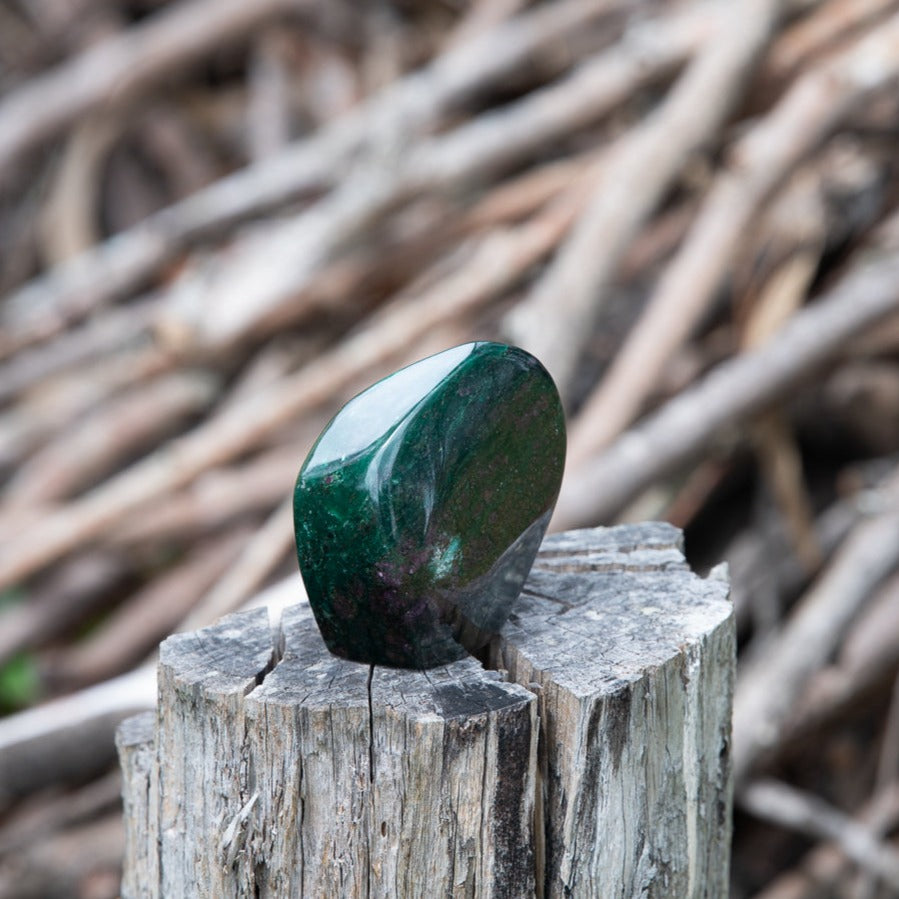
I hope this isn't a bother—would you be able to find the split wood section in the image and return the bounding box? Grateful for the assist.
[118,523,734,897]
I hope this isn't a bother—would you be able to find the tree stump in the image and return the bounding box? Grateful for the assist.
[118,523,734,898]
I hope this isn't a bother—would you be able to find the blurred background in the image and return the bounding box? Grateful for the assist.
[1,0,898,895]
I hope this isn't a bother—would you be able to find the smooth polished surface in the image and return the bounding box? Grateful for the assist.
[293,341,565,668]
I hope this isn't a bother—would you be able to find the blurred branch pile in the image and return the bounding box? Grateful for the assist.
[1,0,899,895]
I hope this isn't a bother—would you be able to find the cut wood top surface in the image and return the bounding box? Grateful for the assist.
[159,522,731,712]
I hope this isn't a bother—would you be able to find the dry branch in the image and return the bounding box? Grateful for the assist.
[160,6,704,350]
[0,666,155,811]
[762,0,899,88]
[0,198,575,591]
[504,0,783,400]
[108,446,302,546]
[739,779,899,890]
[48,530,249,688]
[176,498,293,633]
[768,568,899,753]
[0,298,159,404]
[553,248,899,529]
[0,770,122,856]
[0,813,124,899]
[5,370,219,506]
[732,470,899,786]
[0,552,128,668]
[0,0,613,348]
[752,785,899,899]
[0,0,306,182]
[567,13,899,461]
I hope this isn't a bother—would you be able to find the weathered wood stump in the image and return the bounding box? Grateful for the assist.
[118,523,734,898]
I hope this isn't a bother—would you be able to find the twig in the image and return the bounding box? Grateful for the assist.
[0,298,159,404]
[160,6,704,350]
[108,446,303,546]
[739,779,899,891]
[761,0,899,88]
[552,248,899,530]
[732,469,899,786]
[742,202,826,571]
[752,784,899,899]
[737,780,899,889]
[728,486,863,633]
[0,196,577,590]
[0,0,306,182]
[177,498,294,633]
[5,370,219,506]
[854,673,899,899]
[246,29,292,163]
[778,567,899,753]
[567,14,899,459]
[0,813,124,899]
[503,0,783,400]
[0,346,172,476]
[0,552,128,668]
[0,0,613,349]
[37,116,120,265]
[0,574,306,811]
[47,530,249,688]
[0,665,155,811]
[0,769,122,854]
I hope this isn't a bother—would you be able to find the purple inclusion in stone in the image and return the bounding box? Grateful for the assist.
[293,342,566,668]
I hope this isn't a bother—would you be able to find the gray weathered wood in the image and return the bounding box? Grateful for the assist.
[115,711,157,899]
[493,523,734,897]
[119,523,734,898]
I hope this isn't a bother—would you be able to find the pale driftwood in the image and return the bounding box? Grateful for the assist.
[119,523,734,897]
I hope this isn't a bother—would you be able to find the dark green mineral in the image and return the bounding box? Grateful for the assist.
[293,341,565,668]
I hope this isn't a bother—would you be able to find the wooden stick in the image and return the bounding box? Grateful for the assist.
[766,568,899,754]
[739,779,899,889]
[552,248,899,530]
[0,298,159,404]
[752,784,899,899]
[0,0,612,349]
[732,470,899,786]
[5,370,219,506]
[0,345,172,474]
[0,552,128,668]
[0,814,124,899]
[0,0,306,181]
[109,446,302,546]
[47,530,249,689]
[0,198,576,591]
[762,0,899,88]
[504,0,783,400]
[567,14,899,460]
[0,665,156,811]
[176,498,294,633]
[161,7,704,350]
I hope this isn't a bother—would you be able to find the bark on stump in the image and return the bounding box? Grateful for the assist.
[118,522,734,898]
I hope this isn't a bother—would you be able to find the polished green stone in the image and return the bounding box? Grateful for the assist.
[293,341,565,668]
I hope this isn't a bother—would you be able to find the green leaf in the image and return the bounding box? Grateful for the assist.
[0,654,40,713]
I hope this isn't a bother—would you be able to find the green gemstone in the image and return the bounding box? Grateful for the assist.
[293,342,566,668]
